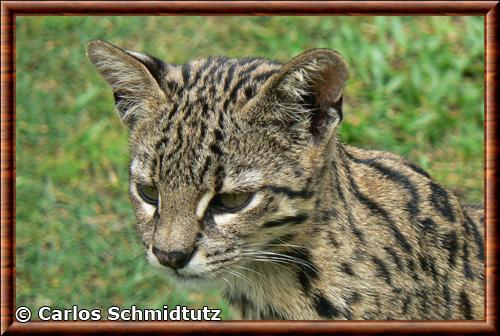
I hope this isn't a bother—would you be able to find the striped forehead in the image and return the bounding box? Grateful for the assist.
[144,56,281,188]
[163,57,281,110]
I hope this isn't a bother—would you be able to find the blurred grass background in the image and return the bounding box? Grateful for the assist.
[16,16,484,319]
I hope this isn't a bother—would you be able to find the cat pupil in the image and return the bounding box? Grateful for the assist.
[213,193,252,211]
[220,193,250,208]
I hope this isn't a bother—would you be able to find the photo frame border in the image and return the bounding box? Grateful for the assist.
[1,1,498,334]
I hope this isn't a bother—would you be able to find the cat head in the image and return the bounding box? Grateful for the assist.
[87,40,348,285]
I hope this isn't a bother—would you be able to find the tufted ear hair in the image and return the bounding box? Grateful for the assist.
[86,40,166,129]
[258,49,349,144]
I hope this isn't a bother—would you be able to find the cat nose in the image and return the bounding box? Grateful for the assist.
[152,246,193,270]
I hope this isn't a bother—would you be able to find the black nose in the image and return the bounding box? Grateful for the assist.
[152,246,193,270]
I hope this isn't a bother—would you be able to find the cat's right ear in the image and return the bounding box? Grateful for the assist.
[86,40,166,129]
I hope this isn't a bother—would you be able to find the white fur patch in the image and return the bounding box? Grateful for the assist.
[179,248,209,275]
[221,170,263,192]
[196,192,215,219]
[213,212,239,227]
[130,159,150,182]
[125,50,149,62]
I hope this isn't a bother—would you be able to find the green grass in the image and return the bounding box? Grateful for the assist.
[16,16,484,319]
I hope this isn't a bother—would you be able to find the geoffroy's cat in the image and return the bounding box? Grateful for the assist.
[87,40,484,320]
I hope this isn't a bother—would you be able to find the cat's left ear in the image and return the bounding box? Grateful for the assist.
[256,49,348,144]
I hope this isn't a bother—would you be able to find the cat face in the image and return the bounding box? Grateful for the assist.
[87,40,348,285]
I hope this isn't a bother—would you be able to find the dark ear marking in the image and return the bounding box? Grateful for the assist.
[126,51,167,89]
[261,49,349,144]
[307,94,344,143]
[86,40,167,129]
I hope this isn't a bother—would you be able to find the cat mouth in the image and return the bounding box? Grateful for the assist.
[174,271,202,281]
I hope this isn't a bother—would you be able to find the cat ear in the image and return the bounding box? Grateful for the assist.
[86,40,166,128]
[258,49,348,144]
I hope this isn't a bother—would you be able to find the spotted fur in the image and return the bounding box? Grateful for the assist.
[87,40,484,320]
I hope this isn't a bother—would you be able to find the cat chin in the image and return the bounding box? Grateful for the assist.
[164,271,219,290]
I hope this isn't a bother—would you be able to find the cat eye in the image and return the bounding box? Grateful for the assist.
[137,184,159,205]
[211,193,253,212]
